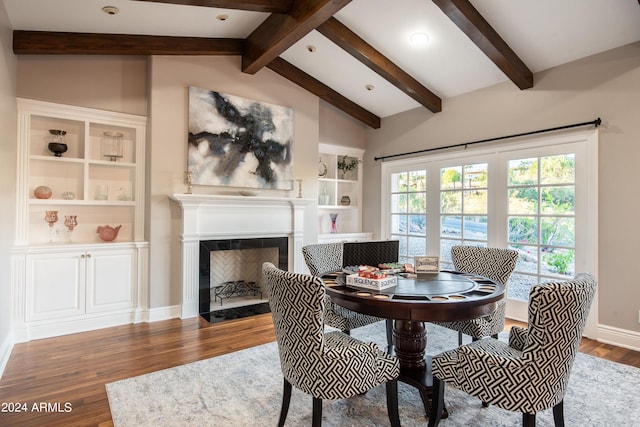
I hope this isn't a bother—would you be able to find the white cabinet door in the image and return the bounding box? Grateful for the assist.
[86,248,135,313]
[26,251,85,321]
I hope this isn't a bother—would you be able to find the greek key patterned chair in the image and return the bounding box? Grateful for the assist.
[302,243,393,349]
[262,262,401,427]
[428,273,597,427]
[433,245,519,345]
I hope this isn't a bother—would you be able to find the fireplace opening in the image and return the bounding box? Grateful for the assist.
[199,237,288,323]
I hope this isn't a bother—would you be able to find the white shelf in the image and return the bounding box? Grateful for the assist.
[16,98,146,245]
[318,144,365,235]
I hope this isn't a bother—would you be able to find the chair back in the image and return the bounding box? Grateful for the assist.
[342,240,399,268]
[451,245,518,285]
[302,242,343,277]
[262,262,326,392]
[522,274,597,405]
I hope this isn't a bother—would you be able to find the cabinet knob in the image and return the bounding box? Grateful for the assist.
[80,254,85,259]
[86,253,92,258]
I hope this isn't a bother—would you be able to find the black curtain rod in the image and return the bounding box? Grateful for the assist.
[374,117,602,161]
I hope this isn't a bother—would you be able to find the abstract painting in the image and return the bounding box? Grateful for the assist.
[188,86,294,190]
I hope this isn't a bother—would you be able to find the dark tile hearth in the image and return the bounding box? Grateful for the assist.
[202,302,271,324]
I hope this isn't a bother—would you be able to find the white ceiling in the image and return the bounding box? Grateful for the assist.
[3,0,640,118]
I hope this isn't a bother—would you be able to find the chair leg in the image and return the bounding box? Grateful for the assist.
[277,378,292,427]
[427,376,445,427]
[458,330,463,346]
[385,379,401,427]
[522,412,536,427]
[386,319,394,352]
[312,397,322,427]
[552,401,565,427]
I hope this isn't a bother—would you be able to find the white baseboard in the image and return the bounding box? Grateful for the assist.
[144,305,182,322]
[0,331,14,380]
[597,324,640,352]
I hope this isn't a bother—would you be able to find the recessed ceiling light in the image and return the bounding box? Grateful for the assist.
[216,14,229,21]
[306,45,317,53]
[102,6,119,15]
[410,32,430,45]
[365,84,375,91]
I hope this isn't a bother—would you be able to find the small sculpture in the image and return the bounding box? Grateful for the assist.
[97,224,122,242]
[34,185,52,199]
[185,170,193,194]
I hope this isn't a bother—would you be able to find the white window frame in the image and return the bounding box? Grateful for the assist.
[380,129,598,337]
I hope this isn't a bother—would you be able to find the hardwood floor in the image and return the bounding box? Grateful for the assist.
[1,316,638,426]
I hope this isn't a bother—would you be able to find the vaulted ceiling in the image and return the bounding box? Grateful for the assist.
[4,0,640,129]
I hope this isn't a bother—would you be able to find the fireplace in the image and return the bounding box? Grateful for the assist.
[170,194,309,319]
[199,237,288,322]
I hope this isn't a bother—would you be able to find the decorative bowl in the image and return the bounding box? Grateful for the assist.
[48,142,68,157]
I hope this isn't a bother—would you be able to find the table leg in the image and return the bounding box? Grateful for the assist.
[393,320,448,419]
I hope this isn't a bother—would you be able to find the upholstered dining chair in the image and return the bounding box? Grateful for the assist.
[428,273,597,427]
[302,243,394,350]
[262,262,401,427]
[433,245,519,345]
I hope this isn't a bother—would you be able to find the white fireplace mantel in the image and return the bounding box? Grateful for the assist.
[169,194,311,318]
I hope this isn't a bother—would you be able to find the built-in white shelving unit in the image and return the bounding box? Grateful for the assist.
[12,98,149,341]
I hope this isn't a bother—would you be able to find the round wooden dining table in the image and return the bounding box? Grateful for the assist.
[325,270,505,417]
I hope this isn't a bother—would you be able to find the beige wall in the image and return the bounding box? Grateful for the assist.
[17,56,147,116]
[319,100,366,149]
[364,42,640,333]
[0,3,17,370]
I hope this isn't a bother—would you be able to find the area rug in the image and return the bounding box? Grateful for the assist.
[106,322,640,426]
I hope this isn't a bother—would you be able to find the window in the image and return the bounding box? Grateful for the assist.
[506,154,576,301]
[440,163,488,268]
[381,131,597,310]
[390,170,426,264]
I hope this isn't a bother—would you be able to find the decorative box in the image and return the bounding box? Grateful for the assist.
[346,273,397,290]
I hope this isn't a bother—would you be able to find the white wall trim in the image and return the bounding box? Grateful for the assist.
[0,331,14,379]
[14,311,139,342]
[597,324,640,352]
[144,305,182,323]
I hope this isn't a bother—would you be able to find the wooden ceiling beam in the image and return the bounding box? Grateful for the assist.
[130,0,293,14]
[12,31,243,55]
[317,17,442,113]
[432,0,533,90]
[242,0,351,74]
[267,57,380,129]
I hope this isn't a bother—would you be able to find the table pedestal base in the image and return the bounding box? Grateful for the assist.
[394,320,448,419]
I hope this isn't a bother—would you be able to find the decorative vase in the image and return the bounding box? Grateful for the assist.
[318,185,330,205]
[64,215,78,242]
[34,185,52,199]
[97,224,122,242]
[340,195,351,206]
[329,213,338,234]
[47,129,67,157]
[101,131,124,161]
[44,210,58,242]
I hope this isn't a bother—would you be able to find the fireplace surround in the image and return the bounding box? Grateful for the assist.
[170,194,310,318]
[199,236,288,321]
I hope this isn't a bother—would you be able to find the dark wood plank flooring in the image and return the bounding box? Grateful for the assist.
[0,316,637,426]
